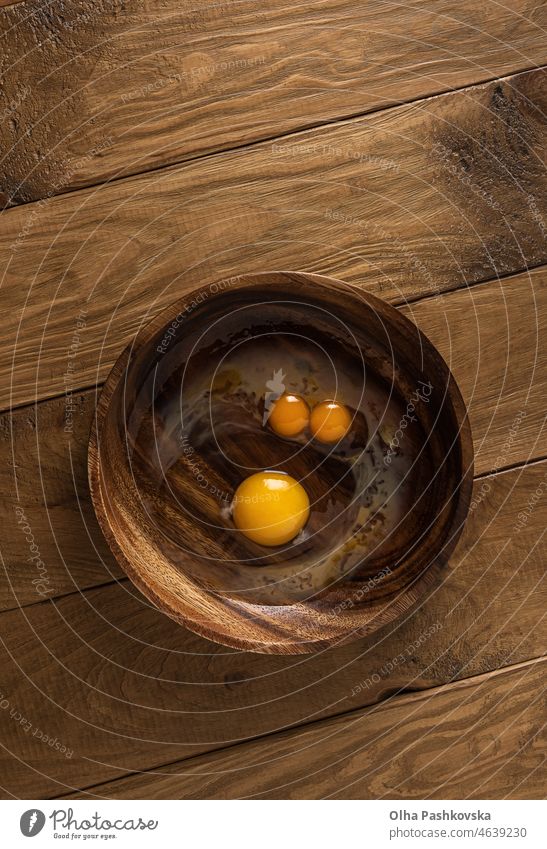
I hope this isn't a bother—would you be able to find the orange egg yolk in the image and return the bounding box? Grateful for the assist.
[232,471,310,546]
[268,393,310,437]
[310,400,352,443]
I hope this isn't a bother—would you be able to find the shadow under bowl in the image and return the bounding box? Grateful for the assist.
[88,271,473,653]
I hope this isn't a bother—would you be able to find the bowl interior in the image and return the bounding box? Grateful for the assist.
[90,272,473,652]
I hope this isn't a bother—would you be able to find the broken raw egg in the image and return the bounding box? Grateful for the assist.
[268,393,310,437]
[232,471,310,546]
[310,400,352,443]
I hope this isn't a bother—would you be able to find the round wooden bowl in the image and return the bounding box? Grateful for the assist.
[88,272,473,654]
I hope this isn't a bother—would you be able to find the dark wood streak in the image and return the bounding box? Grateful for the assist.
[1,1,545,204]
[0,70,545,412]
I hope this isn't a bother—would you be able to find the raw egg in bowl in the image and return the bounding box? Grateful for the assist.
[88,272,473,653]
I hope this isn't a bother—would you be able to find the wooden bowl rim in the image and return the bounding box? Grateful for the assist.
[88,271,474,654]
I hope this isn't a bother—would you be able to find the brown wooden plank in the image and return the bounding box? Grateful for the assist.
[67,657,547,799]
[0,385,122,610]
[0,457,544,798]
[402,266,547,476]
[1,1,545,204]
[0,69,545,412]
[2,265,545,612]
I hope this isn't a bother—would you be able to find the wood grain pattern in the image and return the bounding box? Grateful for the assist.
[1,266,545,613]
[1,1,545,203]
[402,266,547,476]
[0,70,545,412]
[0,387,121,610]
[67,657,547,799]
[0,456,544,798]
[1,3,545,800]
[88,272,473,653]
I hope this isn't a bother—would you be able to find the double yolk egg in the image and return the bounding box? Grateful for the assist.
[232,394,352,547]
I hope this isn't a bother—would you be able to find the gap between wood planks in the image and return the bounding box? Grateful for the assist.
[0,452,544,797]
[3,451,546,616]
[1,1,545,204]
[2,256,545,418]
[0,62,545,213]
[60,654,547,799]
[0,69,545,411]
[1,263,545,611]
[0,4,544,800]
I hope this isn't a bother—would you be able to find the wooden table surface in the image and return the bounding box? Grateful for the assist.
[0,0,545,800]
